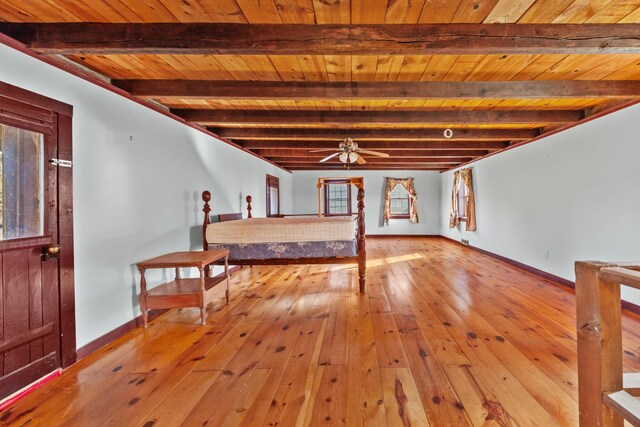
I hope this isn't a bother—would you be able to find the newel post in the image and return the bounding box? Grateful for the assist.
[246,195,252,218]
[357,188,366,294]
[202,191,211,276]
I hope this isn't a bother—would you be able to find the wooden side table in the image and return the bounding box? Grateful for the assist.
[136,250,230,327]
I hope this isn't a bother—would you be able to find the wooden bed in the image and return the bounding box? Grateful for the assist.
[201,188,366,293]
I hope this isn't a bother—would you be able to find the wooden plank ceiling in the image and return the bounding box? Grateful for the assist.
[1,1,639,171]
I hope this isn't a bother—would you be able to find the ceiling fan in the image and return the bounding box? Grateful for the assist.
[310,138,390,165]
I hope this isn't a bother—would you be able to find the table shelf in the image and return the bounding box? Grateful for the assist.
[136,250,230,327]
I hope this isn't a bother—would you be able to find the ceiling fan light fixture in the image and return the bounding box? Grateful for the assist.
[339,151,358,163]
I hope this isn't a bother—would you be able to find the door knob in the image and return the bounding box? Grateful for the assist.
[42,244,60,260]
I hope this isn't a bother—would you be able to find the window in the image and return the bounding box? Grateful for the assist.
[384,178,418,225]
[389,184,410,218]
[324,180,352,215]
[0,123,45,240]
[457,178,467,221]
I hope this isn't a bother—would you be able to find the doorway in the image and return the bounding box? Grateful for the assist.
[266,174,280,217]
[0,82,75,400]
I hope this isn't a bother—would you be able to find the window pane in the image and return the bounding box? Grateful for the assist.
[326,183,350,214]
[389,184,409,215]
[1,124,44,239]
[457,180,466,218]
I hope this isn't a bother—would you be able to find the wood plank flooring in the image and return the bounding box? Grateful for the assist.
[3,237,640,426]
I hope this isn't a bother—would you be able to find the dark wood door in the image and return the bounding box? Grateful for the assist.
[0,96,62,399]
[266,174,280,217]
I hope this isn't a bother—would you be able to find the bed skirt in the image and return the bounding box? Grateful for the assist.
[207,240,357,260]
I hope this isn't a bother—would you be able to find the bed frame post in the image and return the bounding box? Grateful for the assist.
[202,191,212,276]
[246,195,253,218]
[357,187,366,294]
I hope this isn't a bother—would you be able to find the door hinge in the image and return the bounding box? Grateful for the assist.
[50,158,73,168]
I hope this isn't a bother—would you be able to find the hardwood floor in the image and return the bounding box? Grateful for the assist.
[3,237,640,426]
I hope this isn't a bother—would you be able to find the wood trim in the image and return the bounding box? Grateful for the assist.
[3,23,640,55]
[75,309,166,360]
[174,109,582,125]
[0,81,72,116]
[440,235,575,288]
[439,236,640,317]
[76,266,239,359]
[57,112,76,368]
[0,34,289,174]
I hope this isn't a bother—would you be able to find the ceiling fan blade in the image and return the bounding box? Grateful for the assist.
[309,148,339,153]
[320,152,341,162]
[356,154,367,165]
[357,149,390,158]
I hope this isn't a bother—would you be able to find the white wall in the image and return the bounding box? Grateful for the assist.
[292,170,441,235]
[0,43,292,348]
[441,103,640,303]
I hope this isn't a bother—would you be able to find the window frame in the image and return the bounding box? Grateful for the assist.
[323,179,352,216]
[388,183,410,219]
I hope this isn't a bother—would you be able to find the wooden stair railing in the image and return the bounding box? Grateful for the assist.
[576,261,640,426]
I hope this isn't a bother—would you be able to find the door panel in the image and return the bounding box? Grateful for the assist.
[0,103,61,399]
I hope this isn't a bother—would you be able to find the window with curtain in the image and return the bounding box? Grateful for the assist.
[324,180,352,216]
[384,177,418,225]
[449,168,477,231]
[389,184,410,218]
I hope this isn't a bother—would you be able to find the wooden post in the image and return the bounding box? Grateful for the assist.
[246,195,252,218]
[599,272,624,427]
[198,267,206,326]
[317,181,322,217]
[202,190,211,277]
[356,187,366,294]
[138,267,148,328]
[575,261,623,427]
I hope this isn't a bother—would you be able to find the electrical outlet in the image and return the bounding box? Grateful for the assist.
[544,250,550,260]
[461,239,469,246]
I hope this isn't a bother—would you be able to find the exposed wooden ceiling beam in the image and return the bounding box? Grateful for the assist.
[278,160,455,165]
[215,128,535,141]
[242,140,507,150]
[285,165,448,170]
[250,149,491,157]
[268,157,470,164]
[174,109,581,125]
[3,23,640,55]
[114,80,640,100]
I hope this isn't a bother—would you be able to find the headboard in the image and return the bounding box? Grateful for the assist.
[218,213,243,222]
